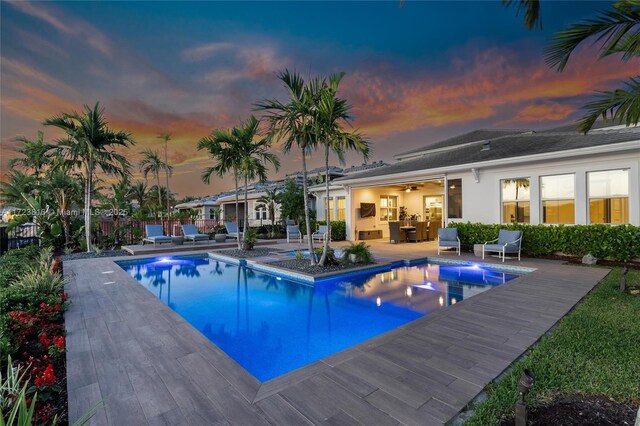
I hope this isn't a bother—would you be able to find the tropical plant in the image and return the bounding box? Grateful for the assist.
[256,69,320,265]
[502,0,542,30]
[277,179,305,224]
[342,242,375,264]
[242,228,258,251]
[313,246,340,266]
[0,172,36,208]
[44,102,134,252]
[157,132,173,216]
[97,177,132,247]
[257,189,280,237]
[130,180,147,209]
[314,72,370,266]
[8,131,56,185]
[11,248,65,295]
[43,168,82,248]
[139,149,172,219]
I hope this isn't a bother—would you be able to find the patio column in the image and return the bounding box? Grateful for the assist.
[443,175,449,228]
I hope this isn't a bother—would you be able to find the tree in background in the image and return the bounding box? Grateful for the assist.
[98,177,132,247]
[277,178,306,225]
[8,131,55,185]
[44,102,134,252]
[257,188,280,237]
[158,132,173,216]
[139,149,172,220]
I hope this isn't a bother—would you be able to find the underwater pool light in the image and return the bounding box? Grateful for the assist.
[159,257,172,263]
[376,297,382,307]
[276,277,282,281]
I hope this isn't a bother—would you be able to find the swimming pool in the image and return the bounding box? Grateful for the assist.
[118,255,521,381]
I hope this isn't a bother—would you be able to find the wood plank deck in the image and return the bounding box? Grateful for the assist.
[64,243,609,425]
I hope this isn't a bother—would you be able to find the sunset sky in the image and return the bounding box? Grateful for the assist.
[1,1,637,198]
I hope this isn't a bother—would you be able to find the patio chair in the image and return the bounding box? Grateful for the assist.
[286,225,302,243]
[389,222,402,244]
[437,228,460,255]
[483,229,523,262]
[312,225,329,242]
[407,221,428,243]
[181,224,209,245]
[224,222,243,240]
[143,225,172,247]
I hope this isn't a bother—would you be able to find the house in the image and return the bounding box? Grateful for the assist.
[311,123,639,241]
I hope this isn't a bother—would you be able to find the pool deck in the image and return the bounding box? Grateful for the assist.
[64,241,610,425]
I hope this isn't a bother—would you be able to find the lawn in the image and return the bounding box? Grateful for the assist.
[465,267,640,425]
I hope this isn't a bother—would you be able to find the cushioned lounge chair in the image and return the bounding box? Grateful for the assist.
[483,229,523,262]
[143,225,172,247]
[312,225,329,242]
[181,224,209,245]
[224,222,243,240]
[437,228,460,255]
[287,225,302,243]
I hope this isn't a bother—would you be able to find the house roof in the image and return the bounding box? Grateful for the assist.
[335,126,640,183]
[394,129,533,160]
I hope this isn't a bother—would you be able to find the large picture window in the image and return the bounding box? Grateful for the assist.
[501,178,530,223]
[541,174,575,224]
[380,195,398,221]
[336,196,346,221]
[447,179,462,219]
[588,169,629,224]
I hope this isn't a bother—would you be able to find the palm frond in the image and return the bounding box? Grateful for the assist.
[577,75,640,133]
[502,0,542,30]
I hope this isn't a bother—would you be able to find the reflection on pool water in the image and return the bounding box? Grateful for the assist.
[117,256,521,381]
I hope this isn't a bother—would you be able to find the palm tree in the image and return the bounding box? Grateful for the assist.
[130,180,147,210]
[8,131,56,184]
[44,102,134,252]
[236,116,280,247]
[44,168,82,248]
[0,171,36,207]
[198,127,243,249]
[98,177,132,247]
[314,73,370,265]
[157,132,173,216]
[139,149,172,219]
[257,188,280,237]
[545,1,639,132]
[502,0,542,30]
[256,69,319,264]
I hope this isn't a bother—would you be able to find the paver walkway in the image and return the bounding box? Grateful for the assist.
[64,243,609,425]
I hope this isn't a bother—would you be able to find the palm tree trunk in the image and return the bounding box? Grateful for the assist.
[84,161,92,252]
[165,140,170,218]
[319,146,331,266]
[234,171,241,250]
[243,175,249,250]
[301,147,315,265]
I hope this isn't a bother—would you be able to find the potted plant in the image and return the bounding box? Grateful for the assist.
[342,242,374,264]
[242,228,258,251]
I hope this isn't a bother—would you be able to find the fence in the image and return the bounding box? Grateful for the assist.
[0,224,40,255]
[97,218,223,246]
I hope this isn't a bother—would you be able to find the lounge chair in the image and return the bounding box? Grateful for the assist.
[181,224,209,245]
[224,222,243,240]
[312,225,329,242]
[143,225,172,247]
[437,228,460,255]
[286,225,302,243]
[483,229,523,262]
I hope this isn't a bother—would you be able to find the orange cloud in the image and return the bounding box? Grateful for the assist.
[512,102,575,123]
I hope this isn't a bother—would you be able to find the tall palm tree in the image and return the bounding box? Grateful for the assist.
[256,69,319,264]
[198,127,243,249]
[257,188,280,237]
[157,132,173,216]
[236,116,280,247]
[139,149,172,219]
[8,131,56,184]
[315,73,370,266]
[545,1,640,132]
[44,102,134,252]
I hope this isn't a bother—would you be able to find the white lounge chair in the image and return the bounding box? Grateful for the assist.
[312,225,329,242]
[224,222,243,240]
[181,224,209,245]
[483,229,523,262]
[143,225,172,247]
[286,225,302,243]
[437,228,461,255]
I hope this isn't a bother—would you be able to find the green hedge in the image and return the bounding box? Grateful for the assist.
[0,245,42,289]
[316,220,347,241]
[448,223,640,262]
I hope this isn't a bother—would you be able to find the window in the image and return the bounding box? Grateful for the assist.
[337,197,346,221]
[380,195,398,221]
[326,197,334,221]
[541,174,575,224]
[208,209,216,220]
[255,205,267,220]
[447,179,462,219]
[501,178,530,223]
[588,169,629,224]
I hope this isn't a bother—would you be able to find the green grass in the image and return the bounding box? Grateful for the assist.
[465,267,640,425]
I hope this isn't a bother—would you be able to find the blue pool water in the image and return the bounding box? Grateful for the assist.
[118,256,520,381]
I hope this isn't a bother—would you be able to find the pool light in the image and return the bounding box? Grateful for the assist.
[438,296,444,306]
[405,287,413,297]
[276,277,282,281]
[376,297,382,307]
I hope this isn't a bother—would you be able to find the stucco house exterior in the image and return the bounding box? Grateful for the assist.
[311,123,639,241]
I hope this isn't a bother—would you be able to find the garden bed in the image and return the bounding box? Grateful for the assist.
[464,267,640,425]
[267,258,376,275]
[216,247,277,259]
[60,249,130,261]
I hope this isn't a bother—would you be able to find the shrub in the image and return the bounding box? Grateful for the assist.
[0,245,42,289]
[449,223,640,262]
[316,220,347,241]
[314,246,340,266]
[342,242,375,264]
[242,229,258,251]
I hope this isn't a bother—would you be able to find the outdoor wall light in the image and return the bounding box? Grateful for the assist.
[515,369,534,426]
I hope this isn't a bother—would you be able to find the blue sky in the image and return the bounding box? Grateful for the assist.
[1,1,635,196]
